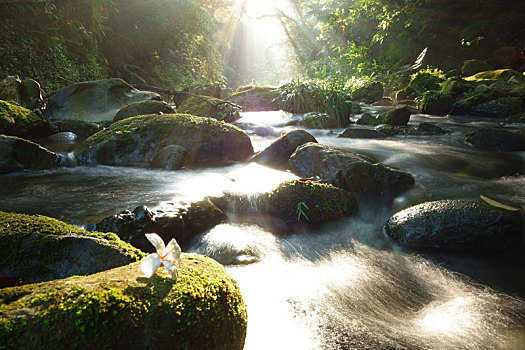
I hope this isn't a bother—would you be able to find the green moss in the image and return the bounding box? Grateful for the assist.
[408,72,445,95]
[178,96,240,122]
[419,90,454,115]
[113,100,175,123]
[0,100,45,138]
[298,113,342,129]
[0,255,247,350]
[0,211,145,281]
[263,180,357,225]
[464,69,525,82]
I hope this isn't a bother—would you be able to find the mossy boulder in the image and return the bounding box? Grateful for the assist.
[452,89,506,115]
[356,106,411,126]
[471,97,524,118]
[177,95,240,122]
[339,128,386,139]
[0,135,63,174]
[226,86,278,111]
[351,82,384,103]
[0,211,144,282]
[466,127,525,152]
[262,180,357,228]
[419,91,454,115]
[252,130,317,169]
[0,100,47,138]
[95,200,226,251]
[408,122,448,136]
[0,254,247,350]
[464,69,525,83]
[77,114,253,168]
[43,79,161,123]
[113,100,176,123]
[385,200,524,252]
[0,76,43,110]
[289,142,415,202]
[461,59,493,76]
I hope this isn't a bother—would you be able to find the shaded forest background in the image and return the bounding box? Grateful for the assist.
[1,0,524,93]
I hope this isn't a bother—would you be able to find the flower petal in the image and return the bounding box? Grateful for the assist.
[163,261,179,281]
[162,238,181,264]
[141,253,162,278]
[145,233,165,256]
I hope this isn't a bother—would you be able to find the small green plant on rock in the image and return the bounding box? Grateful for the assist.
[296,201,310,222]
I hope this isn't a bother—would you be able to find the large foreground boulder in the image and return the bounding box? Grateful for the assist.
[0,255,247,350]
[0,211,144,282]
[0,100,48,138]
[466,127,525,152]
[289,143,415,202]
[252,130,317,169]
[0,135,63,174]
[385,200,524,252]
[95,200,226,251]
[43,78,161,123]
[77,114,253,168]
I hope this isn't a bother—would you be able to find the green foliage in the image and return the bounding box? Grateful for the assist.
[274,78,355,127]
[296,202,310,222]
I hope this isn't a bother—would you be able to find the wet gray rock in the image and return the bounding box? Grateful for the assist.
[151,145,188,170]
[385,200,524,252]
[339,128,386,139]
[252,130,317,169]
[289,142,415,202]
[44,78,161,123]
[356,106,411,126]
[0,134,63,174]
[60,119,101,139]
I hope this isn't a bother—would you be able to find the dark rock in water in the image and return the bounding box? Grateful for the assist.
[0,254,247,350]
[95,200,226,251]
[409,122,448,136]
[289,143,414,202]
[462,59,493,76]
[352,82,384,103]
[356,106,411,126]
[252,130,317,170]
[471,97,523,118]
[375,124,402,136]
[296,113,342,129]
[0,134,63,174]
[113,100,175,122]
[77,114,253,167]
[0,99,48,138]
[466,127,525,152]
[0,211,144,282]
[151,144,188,170]
[339,128,386,138]
[60,119,101,139]
[44,78,161,123]
[385,200,524,252]
[419,91,455,115]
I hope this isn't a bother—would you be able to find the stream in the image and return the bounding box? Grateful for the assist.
[1,109,524,349]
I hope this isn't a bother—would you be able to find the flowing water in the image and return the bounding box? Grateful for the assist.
[1,109,524,349]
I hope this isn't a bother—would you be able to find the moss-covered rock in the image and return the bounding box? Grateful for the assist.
[0,211,144,282]
[177,95,240,122]
[356,106,411,126]
[339,128,386,139]
[95,200,226,251]
[471,97,524,118]
[0,135,63,174]
[113,100,176,123]
[226,86,278,111]
[262,180,357,227]
[295,113,342,129]
[0,100,47,138]
[43,79,161,123]
[0,76,43,110]
[385,200,523,252]
[466,127,525,152]
[351,82,384,103]
[419,90,454,115]
[452,89,506,115]
[461,59,493,76]
[289,143,415,202]
[464,69,525,83]
[0,254,247,350]
[77,114,253,167]
[408,72,445,95]
[252,130,317,170]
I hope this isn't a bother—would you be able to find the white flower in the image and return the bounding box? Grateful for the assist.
[141,233,181,281]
